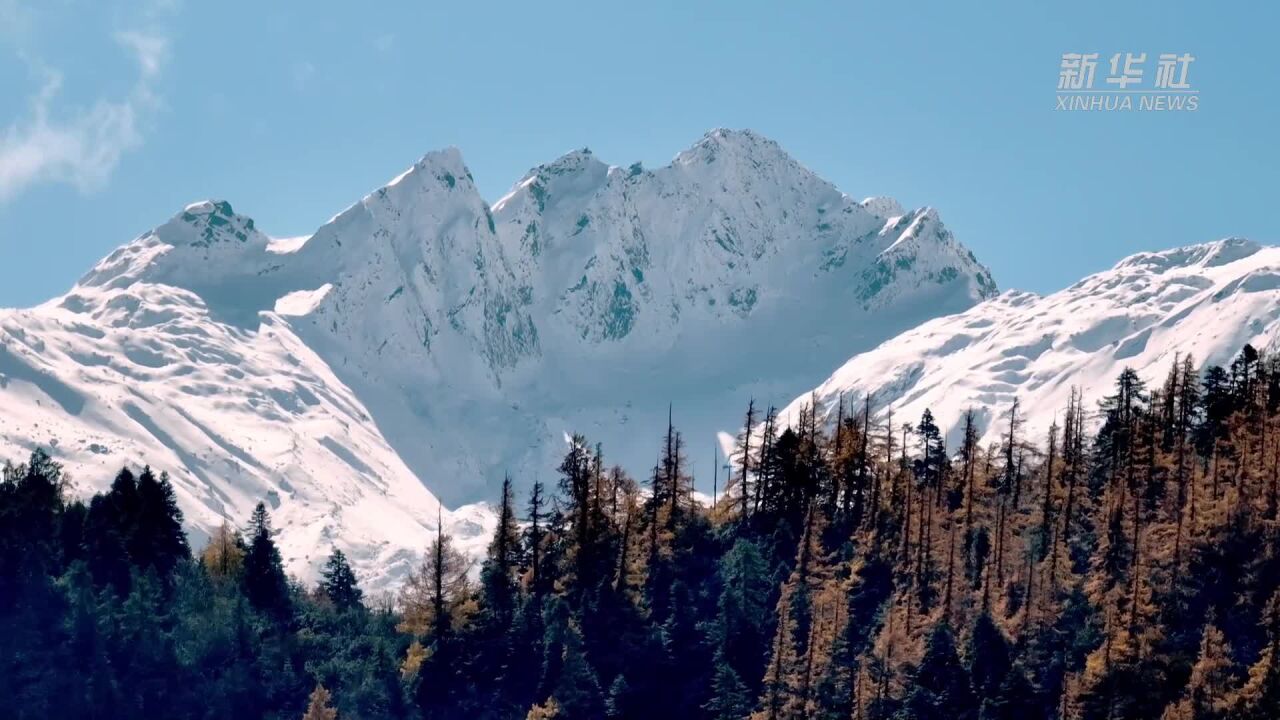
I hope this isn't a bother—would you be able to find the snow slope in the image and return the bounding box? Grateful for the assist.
[0,130,995,589]
[777,238,1280,451]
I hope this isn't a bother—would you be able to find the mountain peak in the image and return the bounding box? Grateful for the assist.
[522,147,609,189]
[1113,237,1264,274]
[675,127,790,169]
[164,199,261,247]
[492,147,610,216]
[74,198,269,295]
[698,127,775,148]
[383,147,474,196]
[859,196,906,219]
[7,130,1002,590]
[545,146,597,166]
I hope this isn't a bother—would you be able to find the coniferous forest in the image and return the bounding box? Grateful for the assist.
[7,346,1280,719]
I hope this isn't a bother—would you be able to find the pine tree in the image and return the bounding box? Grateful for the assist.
[711,537,772,697]
[705,651,754,720]
[131,467,189,581]
[82,491,132,593]
[818,555,892,720]
[534,596,604,718]
[980,669,1038,720]
[241,502,290,616]
[114,569,181,716]
[525,480,549,599]
[896,622,977,720]
[606,674,632,720]
[58,561,116,716]
[552,629,605,719]
[320,548,362,610]
[968,613,1011,701]
[538,596,571,704]
[481,474,521,630]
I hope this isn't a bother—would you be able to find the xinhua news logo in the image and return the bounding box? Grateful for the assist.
[1056,53,1198,112]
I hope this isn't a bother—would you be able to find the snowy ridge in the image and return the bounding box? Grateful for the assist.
[0,280,495,592]
[777,238,1280,452]
[0,129,995,590]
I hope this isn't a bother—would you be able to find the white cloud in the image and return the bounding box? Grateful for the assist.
[115,30,168,79]
[0,29,168,203]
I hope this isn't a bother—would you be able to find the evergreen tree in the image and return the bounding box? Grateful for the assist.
[711,538,773,696]
[241,502,290,616]
[82,491,132,594]
[733,399,758,523]
[705,651,754,720]
[896,623,977,720]
[605,673,632,720]
[968,613,1011,701]
[112,570,179,716]
[480,474,520,630]
[537,596,571,704]
[131,468,189,581]
[320,548,362,610]
[550,629,605,719]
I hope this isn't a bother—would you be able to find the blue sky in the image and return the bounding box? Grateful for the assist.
[1,0,1276,307]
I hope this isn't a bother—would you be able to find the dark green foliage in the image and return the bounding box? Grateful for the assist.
[968,613,1010,699]
[551,628,605,719]
[133,468,189,580]
[480,476,520,628]
[711,537,773,696]
[6,344,1280,718]
[0,454,412,719]
[320,548,363,609]
[897,623,977,720]
[705,652,754,720]
[242,501,290,617]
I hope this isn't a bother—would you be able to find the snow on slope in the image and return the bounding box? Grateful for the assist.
[0,249,495,592]
[0,130,994,589]
[777,238,1280,451]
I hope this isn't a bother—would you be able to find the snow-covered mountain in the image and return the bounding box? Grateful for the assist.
[0,129,995,590]
[777,237,1280,452]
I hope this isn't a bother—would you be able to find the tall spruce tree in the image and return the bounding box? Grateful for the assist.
[241,502,290,616]
[896,623,977,720]
[480,475,520,630]
[320,548,362,610]
[131,468,188,582]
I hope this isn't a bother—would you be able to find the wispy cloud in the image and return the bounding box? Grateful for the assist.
[116,30,168,79]
[0,24,170,203]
